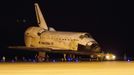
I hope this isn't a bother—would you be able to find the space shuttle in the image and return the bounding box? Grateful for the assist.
[9,3,103,61]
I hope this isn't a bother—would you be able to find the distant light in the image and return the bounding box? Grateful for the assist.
[23,19,26,23]
[16,19,26,23]
[68,58,73,61]
[67,58,71,61]
[75,59,79,62]
[128,60,130,62]
[32,60,36,62]
[53,60,56,62]
[28,59,32,61]
[2,56,6,62]
[11,60,15,63]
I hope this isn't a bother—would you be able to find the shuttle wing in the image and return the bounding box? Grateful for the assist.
[8,46,96,55]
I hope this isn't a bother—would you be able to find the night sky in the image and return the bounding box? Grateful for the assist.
[0,0,133,58]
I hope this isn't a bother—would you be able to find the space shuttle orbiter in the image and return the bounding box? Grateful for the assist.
[9,3,103,61]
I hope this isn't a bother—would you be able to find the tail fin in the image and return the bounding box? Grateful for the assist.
[34,3,48,30]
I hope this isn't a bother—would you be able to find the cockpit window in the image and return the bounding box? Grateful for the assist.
[79,33,92,39]
[79,35,84,39]
[84,33,92,38]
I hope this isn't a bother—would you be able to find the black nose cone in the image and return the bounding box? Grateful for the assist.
[78,43,101,52]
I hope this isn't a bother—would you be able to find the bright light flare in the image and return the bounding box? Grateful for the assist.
[106,55,110,60]
[112,55,116,60]
[105,53,116,60]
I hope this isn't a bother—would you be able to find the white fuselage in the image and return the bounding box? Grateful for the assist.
[25,27,97,51]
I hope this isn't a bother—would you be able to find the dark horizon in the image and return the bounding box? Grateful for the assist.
[0,0,133,58]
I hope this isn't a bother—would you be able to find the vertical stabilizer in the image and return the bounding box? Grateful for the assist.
[34,3,48,30]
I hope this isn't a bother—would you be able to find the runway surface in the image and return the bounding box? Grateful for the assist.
[0,61,134,75]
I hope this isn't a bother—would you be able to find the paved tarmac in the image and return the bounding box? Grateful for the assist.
[0,61,134,75]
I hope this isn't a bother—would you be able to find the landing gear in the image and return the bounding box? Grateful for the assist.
[37,52,47,62]
[36,52,105,62]
[37,53,77,62]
